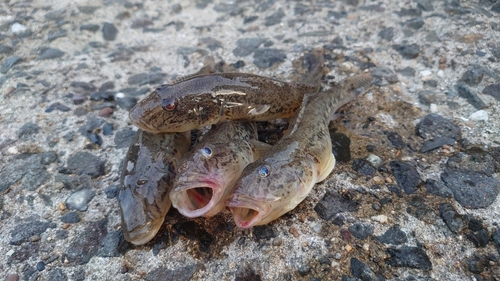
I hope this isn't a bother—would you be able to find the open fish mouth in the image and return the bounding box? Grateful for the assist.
[170,179,222,218]
[226,195,269,228]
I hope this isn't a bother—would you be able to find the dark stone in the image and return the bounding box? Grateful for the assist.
[468,217,484,232]
[253,225,276,240]
[491,47,500,59]
[253,48,286,68]
[0,44,13,55]
[399,8,422,17]
[18,122,41,139]
[98,230,127,257]
[456,84,487,110]
[399,67,416,77]
[378,27,394,41]
[48,267,67,281]
[173,221,214,252]
[8,242,40,264]
[45,102,71,113]
[371,67,399,86]
[105,185,119,198]
[102,22,118,41]
[265,9,285,26]
[386,246,432,270]
[466,229,490,248]
[44,9,65,21]
[351,159,376,176]
[146,265,199,281]
[404,18,425,29]
[415,0,434,11]
[376,224,408,245]
[350,258,377,281]
[386,132,405,149]
[64,151,106,178]
[314,191,359,220]
[492,3,500,13]
[348,223,374,240]
[88,133,103,146]
[56,229,69,240]
[424,79,438,87]
[47,29,67,41]
[22,168,51,191]
[439,203,466,233]
[80,24,100,32]
[460,67,484,86]
[493,228,500,254]
[420,137,456,153]
[127,72,166,85]
[0,153,55,193]
[116,96,138,110]
[424,179,453,198]
[38,48,65,60]
[99,81,115,91]
[415,113,461,141]
[90,91,115,101]
[71,81,97,93]
[298,265,311,276]
[10,219,56,245]
[441,169,499,209]
[64,218,108,265]
[393,44,420,59]
[199,37,222,50]
[468,255,489,274]
[1,56,21,74]
[61,211,81,223]
[36,261,45,271]
[114,128,136,149]
[390,161,422,194]
[233,38,266,57]
[55,174,92,190]
[482,83,500,101]
[102,123,114,136]
[330,132,351,162]
[446,148,496,176]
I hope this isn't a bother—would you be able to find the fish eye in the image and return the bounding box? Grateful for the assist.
[161,97,176,111]
[200,147,212,157]
[258,165,271,178]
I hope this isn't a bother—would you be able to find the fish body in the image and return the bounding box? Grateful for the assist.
[170,121,271,218]
[129,73,320,133]
[118,130,190,245]
[226,73,374,228]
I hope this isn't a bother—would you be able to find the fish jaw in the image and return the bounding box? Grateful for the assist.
[118,187,171,245]
[226,194,271,228]
[170,178,226,218]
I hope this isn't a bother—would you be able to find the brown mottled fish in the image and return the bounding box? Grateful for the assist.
[129,65,322,133]
[226,72,375,228]
[170,121,271,218]
[118,130,190,245]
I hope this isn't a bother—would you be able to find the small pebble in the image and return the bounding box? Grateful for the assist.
[98,107,114,117]
[30,235,41,242]
[469,110,488,121]
[420,70,432,76]
[11,22,27,33]
[36,261,45,271]
[366,154,382,167]
[345,244,353,252]
[363,243,370,251]
[5,274,19,281]
[289,226,299,237]
[65,189,95,211]
[373,176,384,185]
[371,215,388,223]
[272,237,283,246]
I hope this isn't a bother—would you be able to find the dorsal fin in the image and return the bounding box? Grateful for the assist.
[169,56,219,85]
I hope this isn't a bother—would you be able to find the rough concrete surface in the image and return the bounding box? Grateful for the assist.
[1,0,499,280]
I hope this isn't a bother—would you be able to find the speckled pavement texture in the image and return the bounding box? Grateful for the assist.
[1,0,500,280]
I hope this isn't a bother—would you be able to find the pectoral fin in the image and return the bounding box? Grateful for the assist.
[248,105,270,116]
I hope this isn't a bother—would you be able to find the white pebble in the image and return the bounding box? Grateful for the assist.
[7,146,18,154]
[429,104,438,113]
[371,215,388,223]
[115,92,125,98]
[366,154,382,167]
[437,70,445,77]
[420,70,432,76]
[469,110,488,121]
[11,22,27,34]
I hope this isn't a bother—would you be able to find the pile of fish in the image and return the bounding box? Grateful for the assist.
[118,50,378,245]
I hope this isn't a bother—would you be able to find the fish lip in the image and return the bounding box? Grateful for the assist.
[128,110,160,133]
[170,179,223,218]
[226,194,270,228]
[122,217,165,245]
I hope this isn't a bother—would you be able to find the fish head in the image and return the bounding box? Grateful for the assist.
[171,139,253,218]
[129,84,222,133]
[226,156,314,228]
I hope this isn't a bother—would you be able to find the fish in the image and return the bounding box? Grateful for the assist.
[226,72,375,228]
[118,130,190,245]
[169,50,325,218]
[170,121,271,218]
[129,70,322,133]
